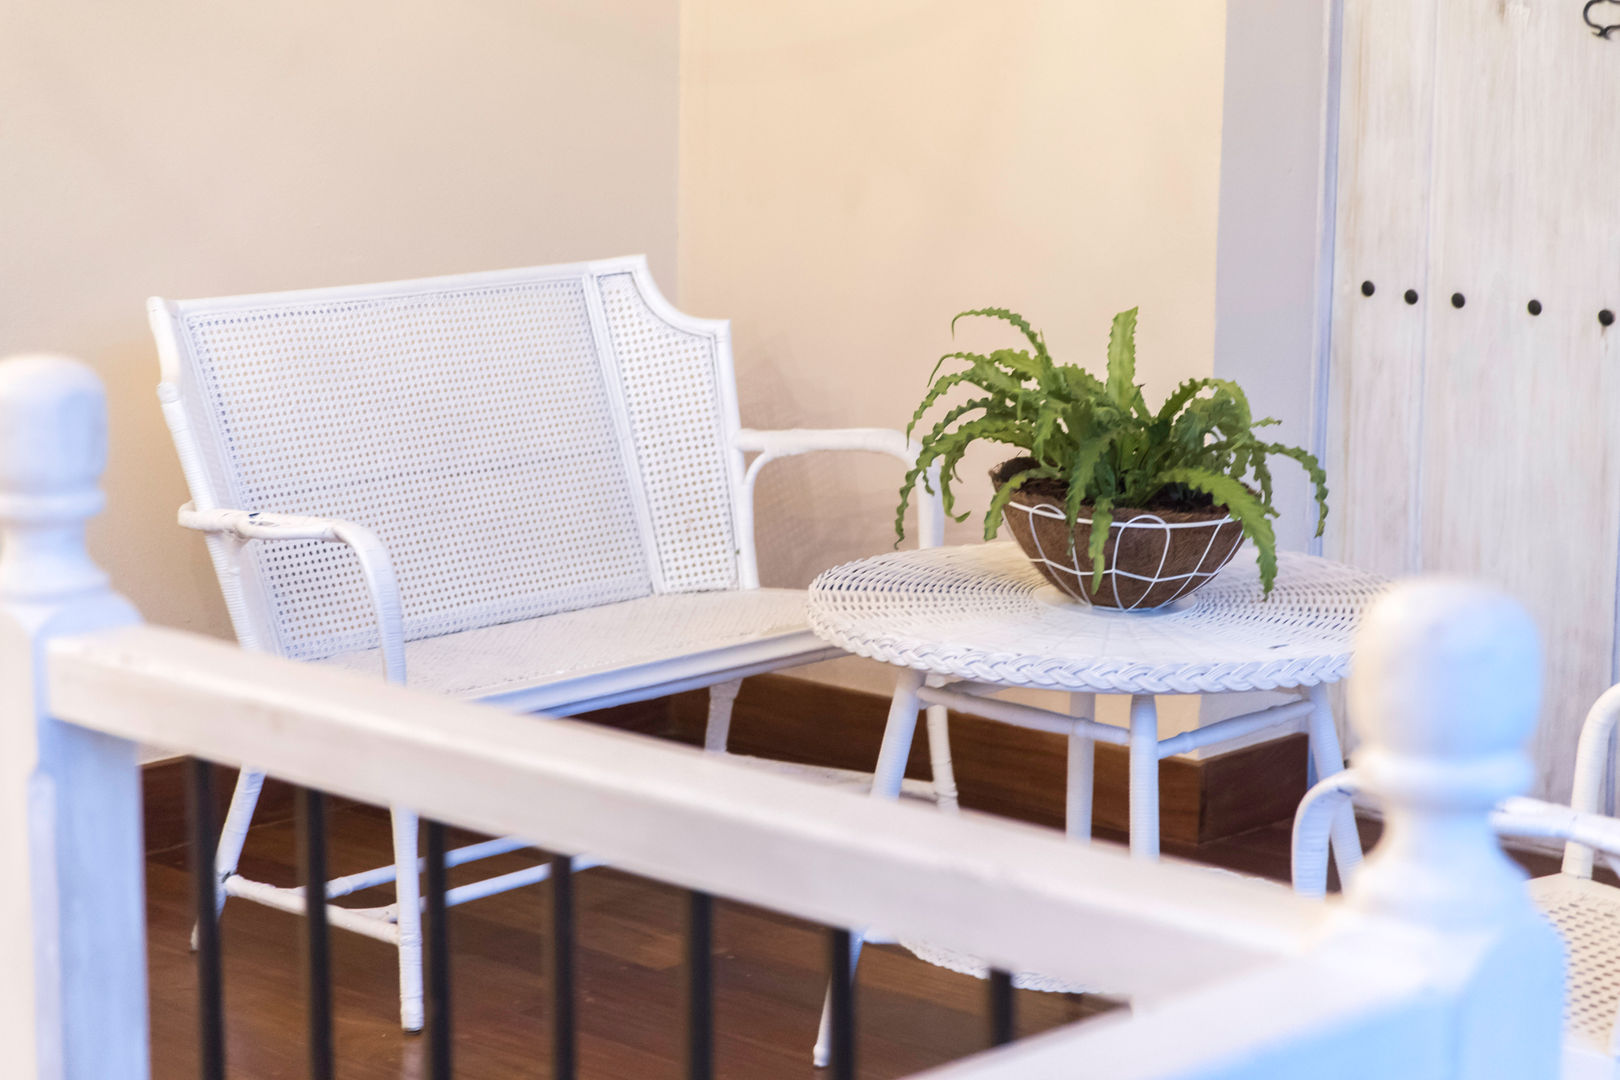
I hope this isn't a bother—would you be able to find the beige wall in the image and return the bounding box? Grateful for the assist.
[5,2,1232,730]
[0,0,679,639]
[678,1,1229,703]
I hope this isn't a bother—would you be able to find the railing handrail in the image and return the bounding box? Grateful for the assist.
[48,621,1318,1000]
[916,939,1446,1079]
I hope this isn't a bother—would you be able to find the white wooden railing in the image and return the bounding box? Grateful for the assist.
[0,354,1565,1078]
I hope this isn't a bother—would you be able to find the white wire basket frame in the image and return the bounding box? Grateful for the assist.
[1002,498,1245,611]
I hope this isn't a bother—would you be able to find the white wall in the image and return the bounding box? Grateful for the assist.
[1213,0,1340,555]
[0,0,680,640]
[679,1,1230,718]
[1202,0,1343,749]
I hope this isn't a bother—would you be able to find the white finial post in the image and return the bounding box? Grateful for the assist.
[0,355,146,1080]
[1345,579,1562,1078]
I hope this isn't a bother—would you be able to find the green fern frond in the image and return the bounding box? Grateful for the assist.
[1203,378,1254,432]
[984,464,1062,540]
[1032,409,1062,462]
[1153,378,1219,426]
[1261,442,1330,537]
[895,461,926,542]
[1064,432,1117,528]
[934,419,1029,521]
[963,355,1029,398]
[1105,307,1141,409]
[1058,364,1106,398]
[986,348,1040,382]
[1086,497,1114,592]
[926,350,977,385]
[1252,452,1274,508]
[953,308,1047,359]
[918,397,994,448]
[1157,467,1278,593]
[906,369,974,439]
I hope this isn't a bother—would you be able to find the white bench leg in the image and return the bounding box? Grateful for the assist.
[190,767,265,950]
[703,678,743,753]
[1067,693,1096,843]
[392,807,425,1032]
[1129,694,1160,860]
[1306,684,1364,883]
[813,668,925,1066]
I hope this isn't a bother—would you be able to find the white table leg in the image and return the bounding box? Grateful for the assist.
[872,668,925,799]
[1066,692,1096,843]
[815,667,925,1066]
[1129,694,1160,860]
[1307,683,1364,882]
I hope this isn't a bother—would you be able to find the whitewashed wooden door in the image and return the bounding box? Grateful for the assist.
[1330,0,1620,800]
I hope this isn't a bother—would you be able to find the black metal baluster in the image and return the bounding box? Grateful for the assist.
[685,891,714,1080]
[550,854,576,1080]
[988,968,1015,1047]
[828,928,856,1080]
[425,820,452,1080]
[188,758,225,1080]
[297,789,334,1080]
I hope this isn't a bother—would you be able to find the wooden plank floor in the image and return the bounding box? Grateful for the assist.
[147,790,1543,1078]
[147,800,1129,1080]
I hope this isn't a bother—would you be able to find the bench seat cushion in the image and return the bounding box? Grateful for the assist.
[317,587,831,712]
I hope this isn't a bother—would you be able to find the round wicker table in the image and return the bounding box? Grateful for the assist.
[803,542,1385,1020]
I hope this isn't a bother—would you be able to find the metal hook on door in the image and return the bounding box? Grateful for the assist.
[1585,0,1620,38]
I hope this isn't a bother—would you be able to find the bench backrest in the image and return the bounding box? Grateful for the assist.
[150,256,743,661]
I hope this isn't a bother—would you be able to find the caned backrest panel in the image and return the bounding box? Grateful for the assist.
[598,271,739,593]
[156,258,741,662]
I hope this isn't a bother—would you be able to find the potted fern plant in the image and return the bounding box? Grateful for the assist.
[896,307,1327,609]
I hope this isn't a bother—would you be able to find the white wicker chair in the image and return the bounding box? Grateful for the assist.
[1293,684,1620,1080]
[148,255,943,1031]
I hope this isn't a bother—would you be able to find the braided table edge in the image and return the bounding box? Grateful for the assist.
[805,612,1351,694]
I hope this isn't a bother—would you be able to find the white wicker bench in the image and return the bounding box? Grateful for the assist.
[148,255,942,1030]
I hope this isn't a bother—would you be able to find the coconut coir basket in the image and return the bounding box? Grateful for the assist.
[991,457,1244,610]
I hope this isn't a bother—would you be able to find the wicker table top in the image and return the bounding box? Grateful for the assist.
[806,543,1388,695]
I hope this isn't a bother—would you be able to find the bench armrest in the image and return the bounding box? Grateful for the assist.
[1293,780,1620,900]
[179,504,405,684]
[1491,796,1620,866]
[735,426,917,461]
[1291,769,1364,899]
[732,428,944,559]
